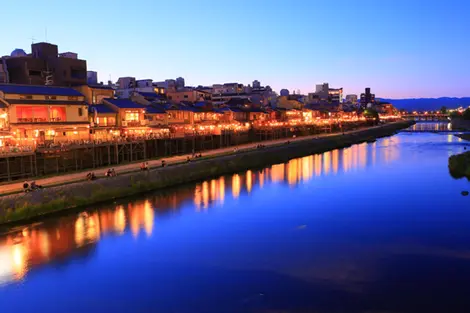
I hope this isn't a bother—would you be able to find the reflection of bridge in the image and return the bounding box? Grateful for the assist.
[402,113,449,121]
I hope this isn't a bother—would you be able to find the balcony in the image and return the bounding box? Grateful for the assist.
[16,117,65,123]
[122,120,146,127]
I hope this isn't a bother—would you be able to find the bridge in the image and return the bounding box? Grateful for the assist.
[401,113,449,121]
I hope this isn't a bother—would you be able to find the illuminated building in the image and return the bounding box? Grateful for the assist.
[0,84,90,145]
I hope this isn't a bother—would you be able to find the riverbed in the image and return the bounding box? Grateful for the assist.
[0,125,469,313]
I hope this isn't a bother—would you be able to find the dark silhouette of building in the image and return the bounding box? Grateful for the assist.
[2,42,87,87]
[360,87,375,109]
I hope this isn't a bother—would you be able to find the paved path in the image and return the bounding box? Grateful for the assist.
[0,125,383,195]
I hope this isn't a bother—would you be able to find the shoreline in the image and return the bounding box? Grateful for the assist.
[0,121,413,226]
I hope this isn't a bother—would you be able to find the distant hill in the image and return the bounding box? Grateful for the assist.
[378,97,470,111]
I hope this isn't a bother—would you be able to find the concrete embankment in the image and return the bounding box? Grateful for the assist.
[0,121,413,225]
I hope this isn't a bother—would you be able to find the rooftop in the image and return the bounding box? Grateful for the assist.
[0,84,84,96]
[88,84,115,90]
[89,104,116,114]
[145,105,166,114]
[104,98,146,109]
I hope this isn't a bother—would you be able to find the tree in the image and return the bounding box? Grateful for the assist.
[363,108,380,124]
[463,108,470,120]
[363,108,379,119]
[440,106,448,114]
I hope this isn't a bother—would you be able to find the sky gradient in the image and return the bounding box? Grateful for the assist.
[2,0,469,98]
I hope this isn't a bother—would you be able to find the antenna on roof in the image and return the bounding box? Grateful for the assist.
[45,27,48,43]
[29,36,35,44]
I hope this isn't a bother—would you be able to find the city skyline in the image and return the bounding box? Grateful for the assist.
[2,0,469,98]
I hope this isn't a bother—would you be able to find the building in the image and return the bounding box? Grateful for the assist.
[328,88,343,103]
[102,98,147,129]
[175,77,185,89]
[0,84,90,145]
[89,104,119,139]
[309,83,342,103]
[211,83,245,106]
[277,95,304,110]
[115,78,167,99]
[74,84,115,104]
[2,42,87,86]
[360,87,375,109]
[87,71,98,85]
[166,88,211,103]
[345,94,358,104]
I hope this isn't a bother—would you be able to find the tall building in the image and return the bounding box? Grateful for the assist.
[360,87,375,108]
[1,42,87,86]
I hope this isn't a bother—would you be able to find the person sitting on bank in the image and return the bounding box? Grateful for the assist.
[186,156,191,163]
[161,160,166,167]
[87,172,97,181]
[140,162,149,171]
[111,168,116,176]
[105,169,113,177]
[30,181,42,190]
[23,181,29,193]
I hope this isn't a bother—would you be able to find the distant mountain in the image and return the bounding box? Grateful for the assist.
[378,97,470,111]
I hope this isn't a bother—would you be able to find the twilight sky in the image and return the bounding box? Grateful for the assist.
[2,0,469,98]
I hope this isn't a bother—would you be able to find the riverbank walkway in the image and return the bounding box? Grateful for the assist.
[0,124,391,196]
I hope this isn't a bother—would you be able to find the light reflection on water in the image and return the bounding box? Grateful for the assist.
[408,121,452,132]
[0,129,468,313]
[0,139,401,286]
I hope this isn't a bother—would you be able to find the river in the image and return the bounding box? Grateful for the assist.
[0,123,469,313]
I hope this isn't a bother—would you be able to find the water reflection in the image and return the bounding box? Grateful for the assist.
[0,137,398,286]
[409,122,451,132]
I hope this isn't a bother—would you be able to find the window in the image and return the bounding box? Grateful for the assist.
[68,96,79,101]
[29,70,41,77]
[45,95,57,100]
[78,108,83,116]
[125,112,139,121]
[19,95,33,100]
[16,106,48,122]
[97,117,115,127]
[71,69,86,79]
[184,95,188,99]
[50,107,66,122]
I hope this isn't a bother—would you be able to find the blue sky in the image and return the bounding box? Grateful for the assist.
[2,0,469,98]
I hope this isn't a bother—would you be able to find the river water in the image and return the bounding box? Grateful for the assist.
[0,123,469,313]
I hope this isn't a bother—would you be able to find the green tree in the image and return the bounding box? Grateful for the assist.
[440,106,448,114]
